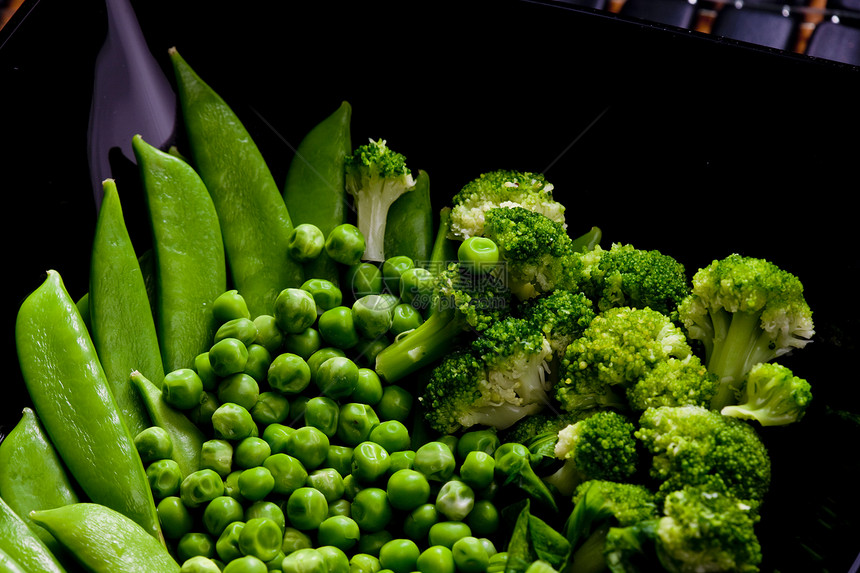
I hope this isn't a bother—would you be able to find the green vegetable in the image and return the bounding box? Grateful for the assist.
[170,48,303,317]
[15,270,162,542]
[493,443,557,513]
[384,168,434,264]
[0,494,68,573]
[416,544,455,573]
[325,223,366,266]
[274,288,318,335]
[504,500,570,573]
[457,235,500,271]
[378,538,421,573]
[318,515,361,552]
[351,487,393,533]
[318,306,361,350]
[133,134,227,372]
[30,503,180,572]
[435,479,476,522]
[721,361,813,426]
[352,294,394,339]
[451,536,490,573]
[288,223,327,263]
[286,487,329,531]
[89,177,161,436]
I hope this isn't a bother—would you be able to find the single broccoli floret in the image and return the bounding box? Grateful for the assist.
[721,362,813,427]
[374,261,512,383]
[517,289,597,361]
[574,243,690,319]
[344,138,416,262]
[677,254,814,410]
[625,354,719,412]
[635,405,772,510]
[448,169,565,240]
[502,408,595,464]
[543,410,640,498]
[419,315,553,434]
[556,307,693,415]
[562,480,659,573]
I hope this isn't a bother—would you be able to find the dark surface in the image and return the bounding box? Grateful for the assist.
[807,20,860,66]
[619,0,698,29]
[2,0,859,570]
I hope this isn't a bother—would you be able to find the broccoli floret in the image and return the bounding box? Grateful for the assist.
[574,243,690,319]
[635,405,772,510]
[677,254,814,410]
[517,289,597,361]
[556,307,693,415]
[419,315,553,434]
[374,261,512,383]
[543,410,641,498]
[721,362,813,427]
[448,170,565,240]
[625,355,719,412]
[502,409,595,463]
[344,138,416,262]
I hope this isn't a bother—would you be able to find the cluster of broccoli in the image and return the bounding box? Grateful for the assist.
[354,164,817,572]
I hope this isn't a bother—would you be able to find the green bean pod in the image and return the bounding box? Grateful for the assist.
[30,503,180,573]
[282,101,353,285]
[15,270,162,543]
[0,495,67,573]
[89,178,162,436]
[384,169,434,265]
[132,134,227,372]
[130,370,205,479]
[0,408,80,556]
[429,206,459,271]
[0,546,26,573]
[170,47,304,317]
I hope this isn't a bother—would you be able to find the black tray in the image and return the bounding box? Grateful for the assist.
[2,1,859,571]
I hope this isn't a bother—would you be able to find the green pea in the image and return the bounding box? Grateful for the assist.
[263,452,308,497]
[304,396,340,437]
[218,372,260,412]
[416,545,455,573]
[350,487,392,533]
[318,306,360,350]
[243,343,273,383]
[188,391,220,429]
[486,551,508,573]
[349,368,383,406]
[216,521,245,562]
[234,437,272,469]
[274,288,318,335]
[465,500,500,537]
[287,395,311,426]
[250,392,290,426]
[381,256,415,295]
[325,224,366,266]
[307,347,347,379]
[427,521,472,549]
[178,532,216,562]
[239,517,283,562]
[215,317,259,347]
[285,425,330,470]
[203,495,245,537]
[351,441,391,484]
[413,442,456,482]
[289,223,326,263]
[357,530,393,558]
[451,536,489,573]
[376,386,413,423]
[223,555,267,573]
[238,466,275,502]
[456,429,500,461]
[345,262,383,298]
[180,468,226,508]
[261,423,294,455]
[211,402,258,441]
[457,236,500,272]
[180,555,222,573]
[135,426,174,464]
[337,403,380,447]
[349,553,381,573]
[193,352,219,391]
[302,277,343,311]
[287,487,329,531]
[378,538,420,573]
[351,337,390,369]
[146,458,183,499]
[282,526,313,555]
[317,515,360,551]
[459,450,495,491]
[315,356,360,400]
[282,327,321,360]
[402,503,438,542]
[223,470,245,503]
[398,267,434,308]
[163,368,205,410]
[245,500,286,535]
[268,352,312,395]
[368,420,411,454]
[388,450,415,474]
[157,495,193,540]
[324,444,354,478]
[209,337,250,378]
[327,498,352,518]
[389,303,423,338]
[253,315,284,355]
[351,295,394,340]
[306,468,346,503]
[342,473,363,502]
[317,546,350,573]
[213,290,251,323]
[386,469,430,512]
[435,479,475,522]
[438,435,458,457]
[282,548,328,573]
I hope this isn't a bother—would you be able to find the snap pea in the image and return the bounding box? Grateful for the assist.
[0,546,26,573]
[130,370,206,479]
[89,178,162,436]
[283,101,352,286]
[30,503,180,572]
[384,169,434,265]
[15,270,162,542]
[133,134,227,372]
[170,48,304,317]
[0,407,79,556]
[0,493,68,573]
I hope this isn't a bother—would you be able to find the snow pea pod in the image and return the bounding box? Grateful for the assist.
[30,503,180,573]
[283,101,353,285]
[0,546,26,573]
[384,169,434,265]
[133,134,227,372]
[130,370,205,479]
[89,178,162,436]
[0,408,79,557]
[14,270,162,543]
[0,495,67,573]
[170,47,304,317]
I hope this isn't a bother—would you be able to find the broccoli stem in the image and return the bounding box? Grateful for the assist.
[707,310,771,410]
[566,524,610,573]
[374,307,466,383]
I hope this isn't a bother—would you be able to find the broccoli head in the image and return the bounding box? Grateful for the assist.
[517,288,597,360]
[677,253,814,410]
[344,138,416,262]
[501,408,595,464]
[448,169,565,240]
[635,405,772,510]
[721,362,813,427]
[625,354,719,412]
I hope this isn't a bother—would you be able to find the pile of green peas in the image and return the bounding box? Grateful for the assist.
[132,222,512,573]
